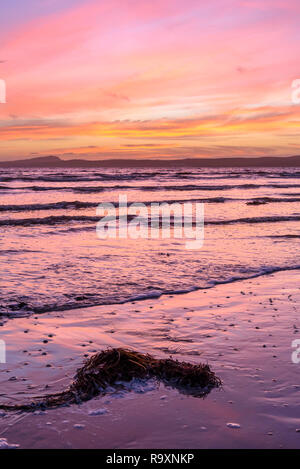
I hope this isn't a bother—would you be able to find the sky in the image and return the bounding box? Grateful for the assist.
[0,0,299,160]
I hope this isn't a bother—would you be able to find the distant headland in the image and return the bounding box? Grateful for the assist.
[0,155,299,168]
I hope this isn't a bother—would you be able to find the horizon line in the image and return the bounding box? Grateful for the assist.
[1,154,299,168]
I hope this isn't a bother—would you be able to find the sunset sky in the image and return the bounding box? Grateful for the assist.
[0,0,299,161]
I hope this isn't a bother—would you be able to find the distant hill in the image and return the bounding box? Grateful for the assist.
[0,155,300,168]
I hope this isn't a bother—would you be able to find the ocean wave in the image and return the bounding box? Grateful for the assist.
[0,171,170,183]
[206,215,300,225]
[0,214,139,227]
[1,182,300,193]
[0,215,100,226]
[0,196,300,214]
[69,182,300,192]
[0,201,99,212]
[140,183,300,191]
[1,213,298,228]
[280,192,300,197]
[0,197,227,213]
[266,234,300,239]
[117,264,300,304]
[0,249,42,255]
[208,265,300,287]
[246,196,300,205]
[266,171,300,178]
[1,265,299,319]
[1,168,299,182]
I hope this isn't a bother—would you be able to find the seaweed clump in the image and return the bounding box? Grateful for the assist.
[0,348,221,412]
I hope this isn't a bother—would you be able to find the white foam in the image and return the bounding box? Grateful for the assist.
[0,438,19,449]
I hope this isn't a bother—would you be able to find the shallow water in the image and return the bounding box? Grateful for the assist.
[0,167,299,317]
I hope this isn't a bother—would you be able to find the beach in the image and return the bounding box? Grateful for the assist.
[1,269,299,449]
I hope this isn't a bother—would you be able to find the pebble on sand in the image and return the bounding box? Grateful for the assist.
[88,408,108,416]
[227,423,241,429]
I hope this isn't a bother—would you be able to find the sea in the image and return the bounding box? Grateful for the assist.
[0,166,299,319]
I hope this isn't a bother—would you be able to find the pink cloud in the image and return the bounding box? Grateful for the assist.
[1,0,299,159]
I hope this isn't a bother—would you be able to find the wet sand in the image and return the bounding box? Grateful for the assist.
[0,270,300,449]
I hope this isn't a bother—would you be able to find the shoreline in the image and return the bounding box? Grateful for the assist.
[0,270,300,448]
[1,265,300,324]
